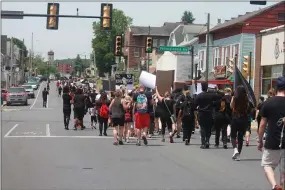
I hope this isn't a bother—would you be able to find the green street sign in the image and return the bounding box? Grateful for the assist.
[159,46,189,52]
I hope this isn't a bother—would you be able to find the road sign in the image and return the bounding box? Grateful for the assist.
[1,11,24,19]
[159,46,189,52]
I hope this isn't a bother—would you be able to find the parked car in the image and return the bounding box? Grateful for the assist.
[6,87,28,106]
[22,85,35,98]
[1,88,8,101]
[25,82,38,90]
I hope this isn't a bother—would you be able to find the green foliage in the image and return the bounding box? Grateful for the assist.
[74,55,82,73]
[181,11,195,24]
[92,9,133,76]
[32,54,57,76]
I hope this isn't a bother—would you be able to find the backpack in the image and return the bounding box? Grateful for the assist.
[136,93,148,113]
[99,104,109,118]
[183,101,192,118]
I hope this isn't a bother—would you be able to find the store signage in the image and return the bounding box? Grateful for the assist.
[214,66,227,79]
[274,38,285,59]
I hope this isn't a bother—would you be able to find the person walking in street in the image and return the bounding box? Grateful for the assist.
[109,90,129,145]
[230,86,250,161]
[96,92,109,136]
[58,85,62,97]
[258,76,285,190]
[62,86,72,130]
[155,86,176,143]
[72,88,86,130]
[133,86,152,146]
[179,93,195,145]
[194,82,220,149]
[42,87,49,108]
[256,96,265,134]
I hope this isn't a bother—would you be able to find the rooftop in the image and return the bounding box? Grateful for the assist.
[130,22,182,36]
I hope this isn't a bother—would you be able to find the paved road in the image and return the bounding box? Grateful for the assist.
[2,82,279,190]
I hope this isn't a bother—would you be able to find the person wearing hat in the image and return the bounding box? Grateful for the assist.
[258,76,285,190]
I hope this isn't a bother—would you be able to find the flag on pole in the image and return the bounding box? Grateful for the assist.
[234,62,257,107]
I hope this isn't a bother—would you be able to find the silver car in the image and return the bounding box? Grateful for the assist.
[22,85,35,98]
[6,87,28,106]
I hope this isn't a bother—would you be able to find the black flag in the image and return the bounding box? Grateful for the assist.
[234,62,257,107]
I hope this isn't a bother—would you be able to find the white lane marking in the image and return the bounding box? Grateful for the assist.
[46,124,51,136]
[4,124,19,137]
[29,83,44,110]
[4,135,114,139]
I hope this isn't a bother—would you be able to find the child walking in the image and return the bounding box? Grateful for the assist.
[89,106,97,129]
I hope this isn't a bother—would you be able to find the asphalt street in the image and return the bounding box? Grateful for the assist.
[1,82,280,190]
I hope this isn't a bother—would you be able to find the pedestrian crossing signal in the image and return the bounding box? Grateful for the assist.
[228,58,234,73]
[46,3,60,30]
[145,37,153,53]
[101,3,113,31]
[242,55,249,77]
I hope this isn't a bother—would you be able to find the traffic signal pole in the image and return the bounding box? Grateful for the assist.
[1,12,104,19]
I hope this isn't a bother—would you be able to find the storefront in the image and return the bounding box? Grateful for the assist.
[260,25,285,96]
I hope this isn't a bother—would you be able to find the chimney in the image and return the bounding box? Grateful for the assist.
[217,18,221,24]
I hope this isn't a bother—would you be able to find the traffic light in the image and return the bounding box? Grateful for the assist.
[46,3,60,30]
[100,3,113,30]
[114,35,122,56]
[145,37,153,53]
[242,55,250,77]
[228,58,235,73]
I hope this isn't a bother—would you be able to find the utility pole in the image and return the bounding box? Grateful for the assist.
[31,32,34,74]
[147,25,150,72]
[191,46,194,80]
[205,13,210,82]
[248,51,252,86]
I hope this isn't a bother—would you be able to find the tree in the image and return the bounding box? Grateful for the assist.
[74,55,82,76]
[181,11,195,24]
[32,54,57,76]
[91,9,133,76]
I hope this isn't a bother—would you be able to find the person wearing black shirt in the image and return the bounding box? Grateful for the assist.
[73,88,86,130]
[62,86,72,130]
[255,96,265,133]
[213,91,230,149]
[58,86,62,97]
[155,87,176,143]
[194,82,220,149]
[258,76,285,190]
[42,88,49,108]
[179,93,195,145]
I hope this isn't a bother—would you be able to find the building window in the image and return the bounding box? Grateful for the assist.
[262,66,271,78]
[213,48,221,67]
[134,47,139,58]
[261,65,284,95]
[153,39,158,47]
[159,39,165,46]
[199,51,204,70]
[262,79,271,95]
[278,13,285,22]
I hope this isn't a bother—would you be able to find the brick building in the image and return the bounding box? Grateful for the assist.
[56,59,75,74]
[123,22,181,72]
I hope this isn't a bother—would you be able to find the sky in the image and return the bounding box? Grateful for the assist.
[1,1,276,60]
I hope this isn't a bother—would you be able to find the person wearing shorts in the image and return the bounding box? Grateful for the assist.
[133,86,151,146]
[258,77,285,190]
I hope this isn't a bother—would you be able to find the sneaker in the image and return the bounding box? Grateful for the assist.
[200,145,206,149]
[246,140,249,146]
[223,144,228,149]
[214,144,219,148]
[142,136,148,145]
[272,185,283,190]
[126,138,129,143]
[232,148,239,160]
[185,139,189,145]
[136,141,141,146]
[176,134,181,138]
[235,153,240,161]
[103,133,107,136]
[205,142,210,149]
[113,141,118,145]
[119,140,124,145]
[170,135,174,143]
